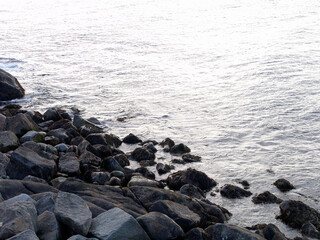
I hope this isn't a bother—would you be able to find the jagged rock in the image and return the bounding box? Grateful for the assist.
[6,230,39,240]
[101,157,124,172]
[89,207,150,240]
[167,168,217,192]
[160,138,175,148]
[220,184,252,199]
[128,175,162,188]
[5,113,38,137]
[114,154,130,167]
[0,69,25,101]
[252,191,282,204]
[58,152,80,176]
[273,179,295,192]
[47,128,71,144]
[149,200,201,230]
[182,153,201,163]
[263,224,287,240]
[123,133,142,144]
[38,210,60,240]
[213,224,265,240]
[184,227,209,240]
[180,184,205,199]
[0,131,19,152]
[301,222,320,239]
[6,146,57,181]
[23,141,58,160]
[20,131,46,143]
[170,143,190,155]
[137,212,184,240]
[36,192,56,215]
[43,109,62,122]
[54,191,92,236]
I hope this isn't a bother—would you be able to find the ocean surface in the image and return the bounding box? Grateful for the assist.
[1,0,320,237]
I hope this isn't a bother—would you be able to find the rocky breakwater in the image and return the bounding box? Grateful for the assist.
[0,71,319,240]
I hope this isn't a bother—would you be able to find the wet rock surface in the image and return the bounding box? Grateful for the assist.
[220,184,252,199]
[0,69,25,101]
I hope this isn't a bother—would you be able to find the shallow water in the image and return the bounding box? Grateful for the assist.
[1,0,320,237]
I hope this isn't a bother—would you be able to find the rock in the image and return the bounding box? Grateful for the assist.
[68,235,98,240]
[3,193,36,205]
[79,151,102,167]
[167,168,217,192]
[20,131,45,143]
[128,175,162,188]
[252,191,282,204]
[104,134,122,148]
[89,207,150,240]
[0,114,5,131]
[23,175,47,184]
[143,142,157,153]
[137,212,184,240]
[182,153,201,163]
[54,191,92,236]
[140,160,156,167]
[180,184,205,199]
[92,144,113,159]
[238,180,250,189]
[220,184,252,199]
[301,222,320,239]
[80,124,103,138]
[184,228,209,240]
[132,147,155,162]
[101,157,124,172]
[36,192,56,215]
[47,128,71,144]
[156,163,174,175]
[38,210,60,240]
[6,146,57,181]
[6,230,39,240]
[24,141,58,160]
[58,152,80,176]
[160,138,175,148]
[213,224,266,240]
[123,133,142,144]
[55,143,68,152]
[45,135,61,146]
[0,69,25,101]
[91,171,110,185]
[170,143,191,155]
[135,167,155,180]
[110,170,124,179]
[86,133,109,146]
[172,159,186,165]
[108,176,121,186]
[114,154,130,167]
[50,177,67,188]
[273,178,295,192]
[73,114,99,130]
[43,109,62,122]
[279,200,320,230]
[149,200,201,230]
[0,131,19,152]
[5,113,38,137]
[263,224,287,240]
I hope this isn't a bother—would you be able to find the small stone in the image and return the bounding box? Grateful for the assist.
[274,178,295,192]
[44,135,61,146]
[160,138,175,148]
[91,171,110,185]
[143,142,157,153]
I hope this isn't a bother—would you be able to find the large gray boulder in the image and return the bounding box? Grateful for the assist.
[5,113,38,137]
[0,69,25,101]
[0,131,19,152]
[54,191,92,236]
[137,212,184,240]
[212,224,266,240]
[5,146,57,181]
[7,230,39,240]
[89,207,150,240]
[37,210,60,240]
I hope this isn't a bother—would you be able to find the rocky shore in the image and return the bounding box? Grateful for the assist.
[0,69,320,240]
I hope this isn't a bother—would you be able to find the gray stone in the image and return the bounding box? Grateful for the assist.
[79,150,101,167]
[36,192,55,215]
[89,207,150,240]
[38,211,60,240]
[4,193,36,205]
[23,175,48,184]
[54,191,92,236]
[50,177,67,188]
[23,141,58,161]
[301,222,320,239]
[91,171,110,185]
[73,114,99,130]
[110,170,124,179]
[170,143,190,155]
[180,184,205,199]
[54,143,68,152]
[263,224,287,240]
[0,131,19,152]
[86,133,109,146]
[58,152,80,176]
[182,153,201,163]
[7,230,39,240]
[68,235,98,240]
[252,191,282,204]
[156,163,174,175]
[0,69,25,101]
[131,147,155,162]
[43,109,62,122]
[114,154,129,167]
[123,133,142,144]
[47,128,71,144]
[137,212,184,240]
[108,176,121,186]
[128,176,162,188]
[20,131,46,143]
[5,113,38,137]
[213,224,266,240]
[184,227,209,240]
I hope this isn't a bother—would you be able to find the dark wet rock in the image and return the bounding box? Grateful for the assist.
[128,175,162,188]
[79,151,102,167]
[79,124,103,138]
[23,175,47,184]
[91,171,110,185]
[180,184,205,199]
[108,176,121,186]
[73,114,100,130]
[20,130,45,143]
[156,163,175,175]
[279,200,320,231]
[213,224,265,240]
[123,133,142,144]
[137,212,184,240]
[92,144,113,158]
[140,160,156,167]
[220,184,252,199]
[135,167,155,180]
[170,143,191,155]
[70,136,84,146]
[238,180,250,189]
[274,178,295,192]
[160,138,175,148]
[5,113,38,137]
[301,222,320,239]
[172,159,186,165]
[252,191,282,204]
[0,69,25,101]
[38,210,60,240]
[184,227,209,240]
[101,156,124,172]
[36,192,56,215]
[6,230,39,240]
[110,170,124,179]
[43,108,62,122]
[86,133,109,146]
[0,131,19,152]
[47,128,71,144]
[78,140,98,155]
[89,207,150,240]
[114,154,130,167]
[263,224,287,240]
[45,135,61,146]
[167,168,217,192]
[182,153,201,163]
[25,110,43,124]
[58,152,80,176]
[54,191,92,236]
[104,134,122,148]
[132,147,155,161]
[143,142,157,153]
[6,146,57,181]
[149,199,201,230]
[47,119,73,131]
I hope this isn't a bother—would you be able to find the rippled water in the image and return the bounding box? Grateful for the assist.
[1,0,320,237]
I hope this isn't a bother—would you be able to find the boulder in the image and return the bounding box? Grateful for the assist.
[101,157,124,172]
[220,184,252,199]
[156,163,174,175]
[6,146,57,181]
[20,131,46,143]
[184,228,209,240]
[170,143,190,155]
[128,175,162,188]
[104,134,122,148]
[80,124,103,138]
[86,133,109,146]
[0,131,19,152]
[160,138,175,148]
[92,144,113,158]
[54,191,92,236]
[0,69,25,101]
[89,207,150,240]
[79,151,102,167]
[140,160,156,167]
[135,167,155,180]
[263,224,287,240]
[301,222,320,239]
[167,168,217,192]
[47,128,71,144]
[252,191,282,204]
[6,230,39,240]
[132,147,155,161]
[108,176,121,186]
[137,212,184,240]
[114,154,130,167]
[149,200,201,230]
[37,210,60,240]
[273,179,295,192]
[73,114,99,130]
[55,143,68,152]
[143,142,157,153]
[91,171,110,185]
[43,109,62,122]
[36,192,56,215]
[180,184,205,199]
[23,175,48,184]
[212,224,266,240]
[0,114,6,131]
[68,235,98,240]
[123,133,142,144]
[5,113,38,137]
[58,152,80,176]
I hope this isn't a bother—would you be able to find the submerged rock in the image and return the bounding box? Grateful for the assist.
[0,69,25,101]
[273,178,295,192]
[170,143,191,155]
[252,191,282,204]
[220,184,252,199]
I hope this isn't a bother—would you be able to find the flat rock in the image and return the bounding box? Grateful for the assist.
[5,113,38,137]
[6,146,57,181]
[273,178,295,192]
[220,184,252,199]
[252,191,282,204]
[7,230,39,240]
[54,191,92,236]
[37,210,60,240]
[213,224,266,240]
[0,69,25,101]
[137,212,184,240]
[0,131,19,152]
[89,207,150,240]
